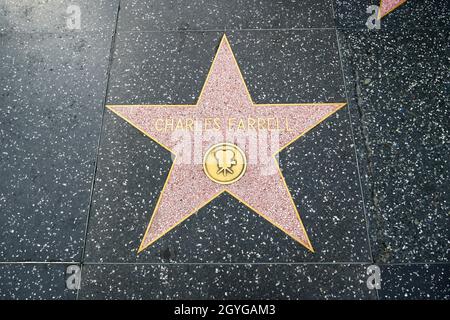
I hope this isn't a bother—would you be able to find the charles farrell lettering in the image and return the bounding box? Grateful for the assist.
[154,116,293,132]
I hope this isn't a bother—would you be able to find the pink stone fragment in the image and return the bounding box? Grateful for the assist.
[379,0,407,18]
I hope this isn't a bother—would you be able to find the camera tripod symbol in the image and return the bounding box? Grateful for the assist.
[214,149,237,176]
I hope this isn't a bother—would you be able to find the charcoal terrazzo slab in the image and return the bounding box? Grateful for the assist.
[333,0,450,29]
[105,32,222,105]
[117,0,226,31]
[337,29,450,264]
[0,32,113,261]
[79,263,376,299]
[116,0,335,31]
[0,264,76,300]
[378,264,450,300]
[225,0,335,30]
[227,31,346,102]
[84,30,370,263]
[0,0,119,33]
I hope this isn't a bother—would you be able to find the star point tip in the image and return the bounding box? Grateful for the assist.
[299,239,314,253]
[220,34,231,45]
[106,104,121,112]
[137,243,147,254]
[301,239,315,253]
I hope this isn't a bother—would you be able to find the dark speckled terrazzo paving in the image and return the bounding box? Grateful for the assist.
[0,0,119,299]
[337,30,449,264]
[0,0,119,33]
[378,264,450,300]
[117,0,335,31]
[0,32,113,262]
[79,263,376,299]
[333,0,450,29]
[0,264,76,300]
[0,0,448,300]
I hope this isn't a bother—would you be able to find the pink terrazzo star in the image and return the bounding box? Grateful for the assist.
[379,0,407,18]
[107,35,346,253]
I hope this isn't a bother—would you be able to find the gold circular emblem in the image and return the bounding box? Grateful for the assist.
[203,143,247,185]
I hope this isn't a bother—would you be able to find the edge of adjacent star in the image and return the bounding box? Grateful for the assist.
[378,0,408,19]
[106,34,347,254]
